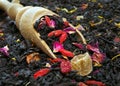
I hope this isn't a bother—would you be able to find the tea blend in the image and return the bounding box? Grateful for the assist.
[0,0,120,86]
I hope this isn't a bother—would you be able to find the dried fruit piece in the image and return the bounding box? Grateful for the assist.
[60,60,71,74]
[26,52,40,64]
[71,52,92,76]
[59,31,68,43]
[59,48,74,58]
[78,82,88,86]
[33,68,50,79]
[85,80,106,86]
[48,31,55,37]
[54,30,63,36]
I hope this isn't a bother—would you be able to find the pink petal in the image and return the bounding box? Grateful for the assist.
[72,42,84,50]
[63,27,76,34]
[77,25,85,31]
[53,41,64,52]
[86,43,100,53]
[0,46,9,56]
[49,19,55,28]
[91,52,105,64]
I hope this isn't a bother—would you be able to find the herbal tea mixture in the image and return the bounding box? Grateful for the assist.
[0,0,120,86]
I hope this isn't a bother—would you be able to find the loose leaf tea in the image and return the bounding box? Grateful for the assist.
[0,0,120,86]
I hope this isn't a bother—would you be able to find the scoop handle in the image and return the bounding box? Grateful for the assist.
[0,0,23,20]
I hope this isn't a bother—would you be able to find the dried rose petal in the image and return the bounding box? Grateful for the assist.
[45,16,55,28]
[60,60,71,74]
[0,46,9,56]
[63,27,76,34]
[49,19,55,28]
[91,52,105,64]
[72,42,84,50]
[114,37,120,43]
[53,41,63,52]
[86,43,100,53]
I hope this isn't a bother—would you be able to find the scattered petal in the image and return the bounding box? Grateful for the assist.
[86,43,100,53]
[53,41,63,52]
[0,46,9,56]
[91,52,105,65]
[111,54,120,60]
[45,16,55,28]
[76,16,84,20]
[115,22,120,28]
[64,27,76,34]
[81,3,88,10]
[26,52,40,64]
[72,42,84,50]
[114,37,120,43]
[33,68,50,79]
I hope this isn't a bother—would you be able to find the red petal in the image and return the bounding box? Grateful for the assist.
[60,60,71,74]
[86,43,100,53]
[72,42,84,50]
[45,16,51,26]
[91,52,105,63]
[114,37,120,43]
[33,68,50,79]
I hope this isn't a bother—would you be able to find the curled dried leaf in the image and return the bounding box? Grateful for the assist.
[26,52,40,64]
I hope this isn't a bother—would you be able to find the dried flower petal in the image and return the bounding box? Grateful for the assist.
[63,27,76,34]
[86,43,100,53]
[26,52,40,64]
[91,52,105,65]
[53,41,63,52]
[45,16,55,28]
[0,46,9,56]
[85,80,106,86]
[60,60,71,74]
[72,42,84,50]
[114,37,120,43]
[33,68,50,79]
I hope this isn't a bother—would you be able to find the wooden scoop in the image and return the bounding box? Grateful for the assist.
[0,0,58,58]
[0,0,93,76]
